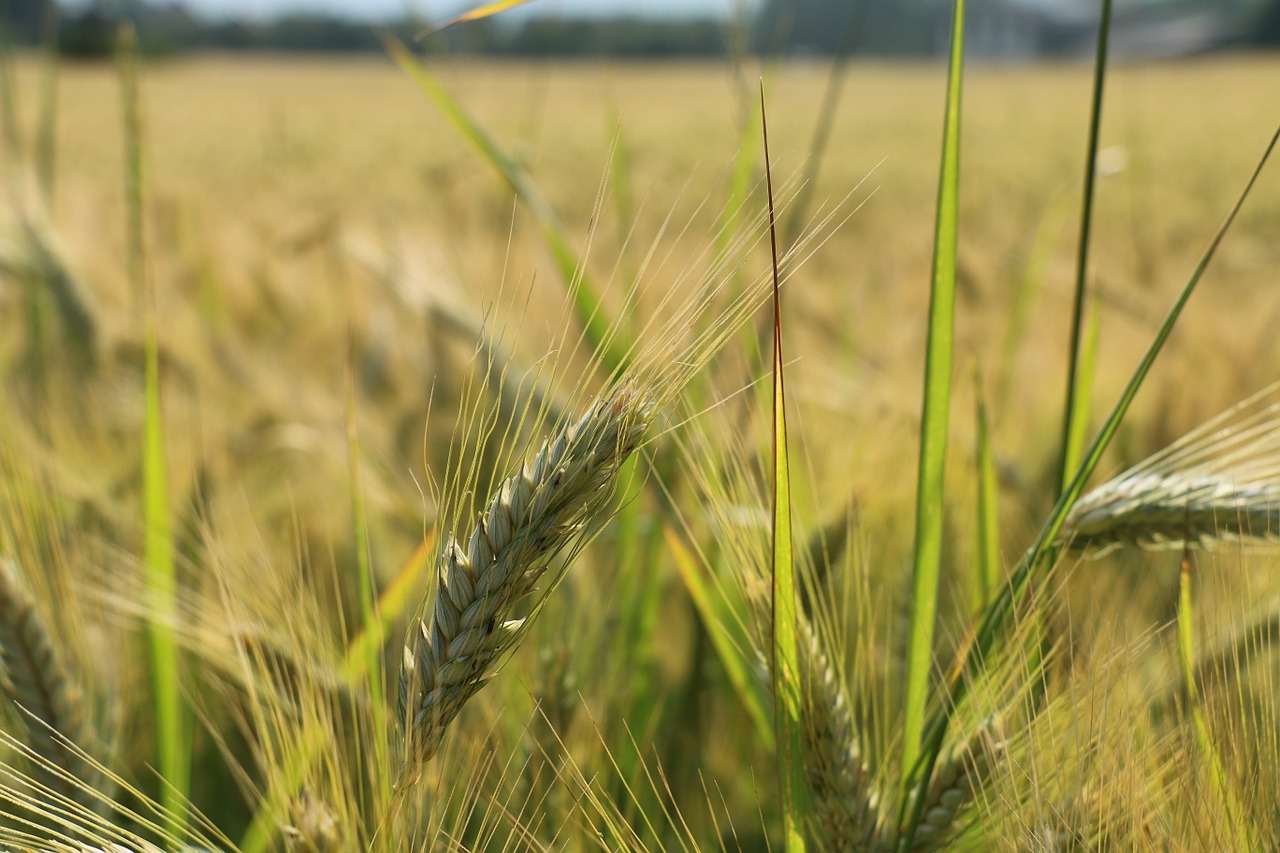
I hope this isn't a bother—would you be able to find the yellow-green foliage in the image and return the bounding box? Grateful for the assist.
[0,52,1278,851]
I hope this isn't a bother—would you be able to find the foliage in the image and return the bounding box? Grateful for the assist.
[0,18,1279,851]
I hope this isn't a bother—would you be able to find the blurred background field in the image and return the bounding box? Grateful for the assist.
[9,52,1280,535]
[3,2,1280,846]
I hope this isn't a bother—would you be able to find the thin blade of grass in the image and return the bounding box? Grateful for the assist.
[1063,299,1101,492]
[608,117,634,242]
[240,536,432,853]
[119,24,188,843]
[416,0,535,38]
[900,0,965,793]
[1177,547,1256,850]
[903,123,1280,849]
[340,534,433,683]
[1152,595,1280,718]
[605,112,638,331]
[384,36,631,375]
[664,525,774,749]
[343,336,388,798]
[1057,0,1112,494]
[601,459,669,819]
[609,457,666,717]
[762,83,807,853]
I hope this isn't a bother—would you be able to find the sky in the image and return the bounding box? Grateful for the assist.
[163,0,741,22]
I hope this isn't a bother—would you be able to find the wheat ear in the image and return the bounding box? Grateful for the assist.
[398,384,653,770]
[0,557,101,811]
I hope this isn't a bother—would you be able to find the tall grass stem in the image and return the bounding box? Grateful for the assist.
[1057,0,1112,494]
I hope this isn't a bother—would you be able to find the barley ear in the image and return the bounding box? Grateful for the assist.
[0,557,106,813]
[1062,473,1280,553]
[397,384,653,775]
[903,716,1005,851]
[1062,384,1280,553]
[797,618,885,851]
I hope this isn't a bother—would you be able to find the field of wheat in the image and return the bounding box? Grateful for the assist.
[1,37,1280,852]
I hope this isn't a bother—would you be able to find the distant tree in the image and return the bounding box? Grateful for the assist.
[60,2,115,58]
[203,20,257,50]
[502,18,726,57]
[1251,0,1280,42]
[259,14,379,52]
[2,0,56,44]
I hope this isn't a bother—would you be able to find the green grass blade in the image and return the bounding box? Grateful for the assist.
[665,526,774,749]
[606,112,635,248]
[1062,299,1101,489]
[1153,599,1280,718]
[900,0,965,791]
[603,458,670,800]
[417,0,535,37]
[384,36,631,375]
[341,536,432,683]
[344,338,388,795]
[119,24,188,844]
[1177,548,1257,849]
[1057,0,1112,494]
[903,123,1280,849]
[240,537,432,853]
[609,456,649,663]
[610,456,671,716]
[762,84,806,853]
[605,111,639,336]
[971,363,999,612]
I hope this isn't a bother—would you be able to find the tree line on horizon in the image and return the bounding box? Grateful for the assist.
[4,0,1280,59]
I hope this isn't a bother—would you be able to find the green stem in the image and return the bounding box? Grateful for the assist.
[1057,0,1112,494]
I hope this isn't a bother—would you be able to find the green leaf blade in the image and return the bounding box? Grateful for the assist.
[901,0,965,797]
[120,24,189,844]
[762,83,807,853]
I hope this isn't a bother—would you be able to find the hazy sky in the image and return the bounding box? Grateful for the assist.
[167,0,740,22]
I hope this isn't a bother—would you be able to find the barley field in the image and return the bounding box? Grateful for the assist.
[1,44,1280,851]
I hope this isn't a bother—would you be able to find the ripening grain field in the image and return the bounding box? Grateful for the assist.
[1,49,1280,851]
